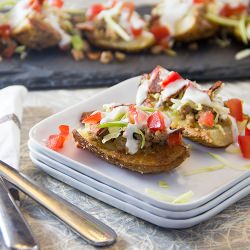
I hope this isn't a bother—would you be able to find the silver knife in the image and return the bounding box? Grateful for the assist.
[0,177,38,250]
[0,160,117,247]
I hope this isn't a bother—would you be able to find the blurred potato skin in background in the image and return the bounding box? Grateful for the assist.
[63,0,159,8]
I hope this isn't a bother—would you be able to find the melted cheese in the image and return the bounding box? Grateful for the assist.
[124,124,140,154]
[153,0,193,35]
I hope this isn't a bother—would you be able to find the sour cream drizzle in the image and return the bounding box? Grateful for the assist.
[153,0,193,35]
[124,124,140,154]
[100,106,129,124]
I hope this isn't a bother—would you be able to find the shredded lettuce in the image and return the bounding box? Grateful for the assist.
[145,188,175,202]
[102,127,122,144]
[205,13,239,27]
[0,0,16,10]
[244,165,250,170]
[239,17,248,45]
[135,129,145,149]
[225,144,241,154]
[71,35,84,50]
[138,106,155,112]
[15,45,26,54]
[208,152,247,171]
[103,15,131,41]
[172,191,194,204]
[183,165,224,176]
[98,121,128,128]
[145,188,194,204]
[158,180,169,188]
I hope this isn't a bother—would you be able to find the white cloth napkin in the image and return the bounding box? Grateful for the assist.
[0,86,27,170]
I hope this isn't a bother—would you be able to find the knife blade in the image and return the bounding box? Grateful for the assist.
[0,177,38,250]
[0,160,117,247]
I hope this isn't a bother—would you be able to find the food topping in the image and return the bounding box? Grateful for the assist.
[81,104,181,155]
[225,98,244,122]
[47,124,70,151]
[238,135,250,159]
[85,1,146,42]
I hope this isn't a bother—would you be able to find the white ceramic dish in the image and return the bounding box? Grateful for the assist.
[30,154,250,229]
[29,76,250,211]
[29,145,250,219]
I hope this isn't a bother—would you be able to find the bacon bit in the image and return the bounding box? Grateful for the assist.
[148,66,162,93]
[168,132,182,146]
[207,81,223,97]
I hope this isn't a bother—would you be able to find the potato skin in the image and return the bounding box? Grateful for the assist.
[86,31,155,52]
[171,117,233,148]
[175,10,218,42]
[72,129,189,174]
[12,15,61,50]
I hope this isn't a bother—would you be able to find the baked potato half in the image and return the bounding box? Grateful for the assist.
[78,1,155,52]
[73,105,189,174]
[136,66,237,148]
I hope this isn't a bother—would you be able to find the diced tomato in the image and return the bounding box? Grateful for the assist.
[238,135,250,159]
[131,26,143,37]
[128,105,148,125]
[0,25,11,39]
[28,0,45,12]
[83,111,102,124]
[198,111,214,127]
[87,4,104,21]
[150,23,170,42]
[168,132,182,146]
[245,123,250,136]
[147,111,166,132]
[59,125,69,136]
[220,3,246,17]
[225,98,243,122]
[161,71,182,89]
[47,134,65,151]
[193,0,209,4]
[50,0,64,8]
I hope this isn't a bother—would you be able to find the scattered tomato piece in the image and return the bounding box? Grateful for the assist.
[225,98,243,122]
[28,0,45,12]
[220,3,246,17]
[47,124,70,151]
[83,111,102,124]
[47,134,65,151]
[147,111,166,132]
[238,135,250,159]
[168,132,182,146]
[131,26,143,37]
[59,125,69,136]
[198,111,214,127]
[150,23,170,42]
[161,71,182,88]
[87,4,104,21]
[50,0,64,8]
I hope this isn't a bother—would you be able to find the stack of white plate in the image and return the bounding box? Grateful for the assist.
[28,77,250,229]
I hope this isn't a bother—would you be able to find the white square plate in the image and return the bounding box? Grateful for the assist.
[29,153,250,229]
[29,142,250,219]
[29,76,250,211]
